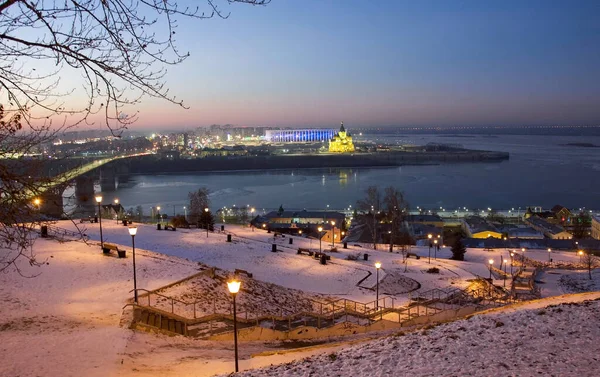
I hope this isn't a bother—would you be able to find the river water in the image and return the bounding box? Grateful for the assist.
[81,134,600,215]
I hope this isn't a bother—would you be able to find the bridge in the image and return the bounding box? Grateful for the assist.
[33,152,153,218]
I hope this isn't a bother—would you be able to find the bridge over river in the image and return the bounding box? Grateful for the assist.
[33,152,152,218]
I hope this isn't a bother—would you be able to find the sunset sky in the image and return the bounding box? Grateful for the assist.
[113,0,600,129]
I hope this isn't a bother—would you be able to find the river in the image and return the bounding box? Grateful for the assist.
[72,134,600,215]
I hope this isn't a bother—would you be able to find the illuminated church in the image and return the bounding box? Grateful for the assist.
[328,122,355,153]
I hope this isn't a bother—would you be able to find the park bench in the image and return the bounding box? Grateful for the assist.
[234,269,253,278]
[329,247,338,253]
[407,252,421,260]
[297,248,314,256]
[80,216,95,223]
[102,243,126,258]
[163,225,177,231]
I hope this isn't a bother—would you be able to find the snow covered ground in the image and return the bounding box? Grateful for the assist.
[1,221,598,376]
[223,293,600,377]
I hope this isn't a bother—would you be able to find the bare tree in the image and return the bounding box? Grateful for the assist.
[384,186,409,252]
[356,186,382,250]
[188,187,210,226]
[1,0,270,273]
[582,251,597,280]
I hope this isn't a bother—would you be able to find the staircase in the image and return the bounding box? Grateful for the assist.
[133,306,188,336]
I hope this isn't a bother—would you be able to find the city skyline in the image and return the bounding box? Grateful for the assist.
[55,1,600,129]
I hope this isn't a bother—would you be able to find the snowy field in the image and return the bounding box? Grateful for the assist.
[1,221,598,376]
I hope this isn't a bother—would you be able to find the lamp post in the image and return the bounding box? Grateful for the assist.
[183,206,187,221]
[204,208,210,237]
[510,252,514,276]
[488,259,493,279]
[129,226,138,303]
[388,230,392,253]
[227,280,241,373]
[114,198,120,223]
[547,248,551,262]
[95,195,104,248]
[318,226,323,253]
[434,239,438,260]
[503,258,507,287]
[375,262,381,310]
[427,234,432,264]
[331,221,336,247]
[156,206,161,224]
[298,230,303,236]
[578,250,584,263]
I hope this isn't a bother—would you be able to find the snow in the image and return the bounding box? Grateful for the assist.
[1,221,599,376]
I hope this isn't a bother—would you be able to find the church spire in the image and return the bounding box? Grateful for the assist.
[340,121,345,133]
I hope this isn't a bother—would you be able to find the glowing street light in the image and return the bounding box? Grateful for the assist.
[331,221,336,247]
[547,248,552,262]
[510,252,514,276]
[128,226,138,303]
[95,195,104,248]
[318,226,323,253]
[578,250,584,263]
[427,234,432,264]
[503,258,508,287]
[375,262,381,310]
[156,206,161,224]
[227,280,241,373]
[434,239,438,260]
[488,259,494,279]
[204,207,209,238]
[114,198,120,223]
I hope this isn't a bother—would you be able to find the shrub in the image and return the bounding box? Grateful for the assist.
[426,267,440,274]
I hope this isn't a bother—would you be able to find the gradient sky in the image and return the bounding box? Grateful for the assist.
[123,0,600,129]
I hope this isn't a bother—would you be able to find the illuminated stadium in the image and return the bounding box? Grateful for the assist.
[265,129,336,143]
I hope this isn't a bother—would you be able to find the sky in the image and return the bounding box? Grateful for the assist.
[81,1,600,129]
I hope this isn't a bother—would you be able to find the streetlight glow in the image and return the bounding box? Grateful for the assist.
[375,262,381,269]
[95,195,102,203]
[128,226,138,236]
[227,280,241,294]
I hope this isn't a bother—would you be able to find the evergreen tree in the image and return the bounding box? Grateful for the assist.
[451,238,467,261]
[199,210,215,231]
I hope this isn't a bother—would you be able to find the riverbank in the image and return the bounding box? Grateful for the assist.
[125,150,509,174]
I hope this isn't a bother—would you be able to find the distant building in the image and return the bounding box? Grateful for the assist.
[263,210,346,226]
[507,227,545,240]
[551,204,573,223]
[265,129,336,143]
[407,214,444,228]
[328,122,355,153]
[592,216,600,240]
[462,216,502,239]
[525,216,573,240]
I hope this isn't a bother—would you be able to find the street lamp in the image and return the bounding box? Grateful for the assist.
[114,198,120,223]
[298,230,302,235]
[510,252,514,276]
[375,262,381,310]
[488,259,493,279]
[95,195,104,248]
[388,230,392,253]
[331,221,336,247]
[503,258,507,287]
[183,206,187,221]
[129,226,138,303]
[578,250,584,263]
[227,280,241,373]
[547,248,551,262]
[156,206,161,224]
[427,234,432,264]
[318,226,323,253]
[434,239,438,260]
[204,207,210,237]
